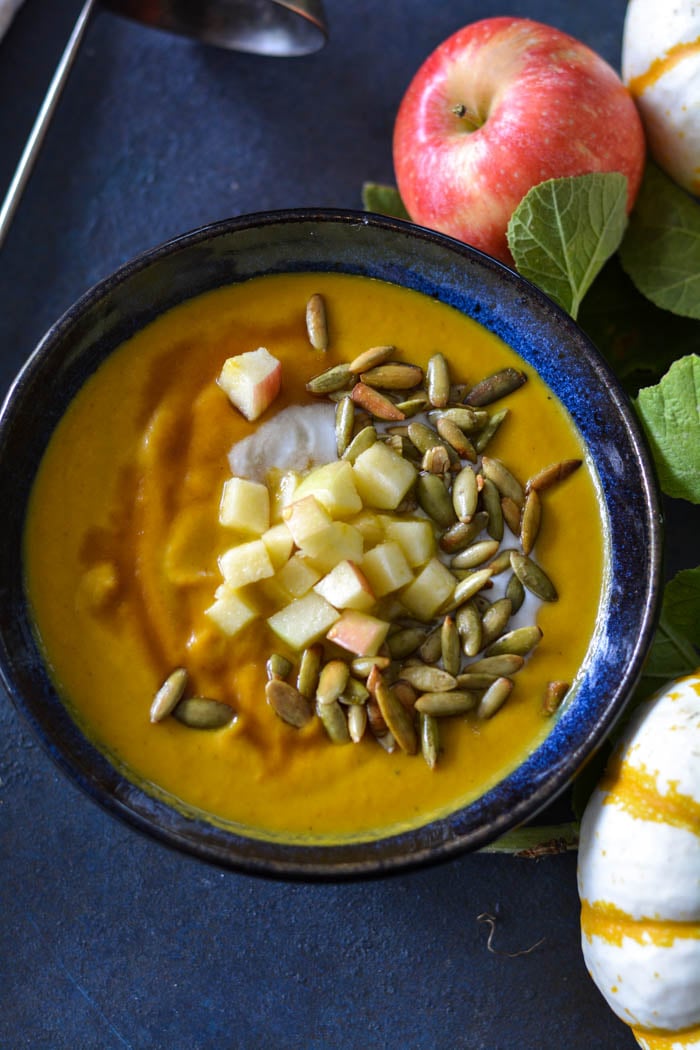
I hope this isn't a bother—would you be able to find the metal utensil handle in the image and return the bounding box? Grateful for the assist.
[0,0,97,250]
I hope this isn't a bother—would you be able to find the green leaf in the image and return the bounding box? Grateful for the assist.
[633,566,700,699]
[506,173,628,319]
[634,355,700,502]
[619,162,700,319]
[578,256,700,396]
[361,182,411,221]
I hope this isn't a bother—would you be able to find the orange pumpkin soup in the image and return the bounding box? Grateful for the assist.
[24,272,606,842]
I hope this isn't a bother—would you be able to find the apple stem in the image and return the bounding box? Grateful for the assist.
[452,103,482,133]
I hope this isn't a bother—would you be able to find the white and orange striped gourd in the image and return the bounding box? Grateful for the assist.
[577,672,700,1049]
[621,0,700,195]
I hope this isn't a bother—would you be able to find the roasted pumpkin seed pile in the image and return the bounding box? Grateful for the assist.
[151,292,579,766]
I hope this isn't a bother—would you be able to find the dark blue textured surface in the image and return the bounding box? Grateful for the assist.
[0,2,696,1047]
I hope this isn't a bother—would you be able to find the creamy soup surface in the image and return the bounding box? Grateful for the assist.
[24,272,606,842]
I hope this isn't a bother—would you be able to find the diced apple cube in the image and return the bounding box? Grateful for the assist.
[267,592,340,651]
[261,523,295,569]
[291,460,363,518]
[326,610,390,657]
[217,346,282,421]
[282,495,332,546]
[205,588,258,637]
[218,539,274,588]
[269,469,301,523]
[347,510,386,549]
[400,557,457,621]
[300,521,364,573]
[361,541,414,597]
[352,442,417,510]
[219,477,270,535]
[384,519,436,567]
[276,553,322,597]
[314,560,375,611]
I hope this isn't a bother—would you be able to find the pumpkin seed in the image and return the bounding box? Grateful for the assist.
[418,625,443,664]
[407,421,448,456]
[451,538,500,570]
[350,654,391,676]
[415,690,480,716]
[351,382,405,421]
[441,616,461,676]
[375,730,397,753]
[342,424,377,462]
[393,680,418,710]
[542,680,569,716]
[316,659,350,705]
[526,458,582,493]
[341,676,370,705]
[387,626,427,660]
[520,488,541,555]
[473,408,508,453]
[510,551,558,602]
[399,663,457,692]
[486,546,518,576]
[505,572,526,614]
[374,675,418,754]
[452,567,493,608]
[173,696,234,729]
[416,472,456,528]
[481,478,504,541]
[316,698,351,743]
[150,667,188,723]
[501,495,522,536]
[335,396,355,457]
[421,445,452,474]
[394,394,429,417]
[306,362,351,395]
[485,624,543,658]
[427,352,451,408]
[481,456,524,507]
[306,293,328,351]
[360,363,424,389]
[297,645,323,698]
[267,653,293,681]
[437,406,490,433]
[452,465,479,522]
[480,598,513,649]
[467,654,525,676]
[456,601,482,658]
[456,671,500,689]
[436,416,477,461]
[348,703,368,742]
[419,712,440,769]
[465,368,527,406]
[266,680,313,728]
[366,693,388,736]
[477,676,514,718]
[348,344,395,373]
[449,382,469,402]
[440,513,489,554]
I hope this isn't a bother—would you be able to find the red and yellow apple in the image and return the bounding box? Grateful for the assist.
[393,17,646,264]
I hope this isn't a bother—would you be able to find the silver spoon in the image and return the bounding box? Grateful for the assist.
[0,0,328,249]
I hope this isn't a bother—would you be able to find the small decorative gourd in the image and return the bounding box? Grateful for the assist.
[577,672,700,1049]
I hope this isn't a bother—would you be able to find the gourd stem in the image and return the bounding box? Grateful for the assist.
[479,822,580,855]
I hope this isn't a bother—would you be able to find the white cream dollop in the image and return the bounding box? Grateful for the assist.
[227,403,338,482]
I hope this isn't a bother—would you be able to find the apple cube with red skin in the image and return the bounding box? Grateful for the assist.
[326,610,390,657]
[314,560,376,612]
[267,592,340,651]
[219,477,270,535]
[352,442,417,510]
[400,557,457,621]
[205,588,258,637]
[218,539,275,588]
[217,346,282,421]
[361,541,414,597]
[393,16,646,265]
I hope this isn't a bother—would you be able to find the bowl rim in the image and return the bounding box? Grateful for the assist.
[0,207,663,880]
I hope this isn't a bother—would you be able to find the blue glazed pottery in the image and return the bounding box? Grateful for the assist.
[0,210,662,879]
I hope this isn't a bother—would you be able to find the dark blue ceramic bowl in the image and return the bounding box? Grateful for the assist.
[0,210,662,879]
